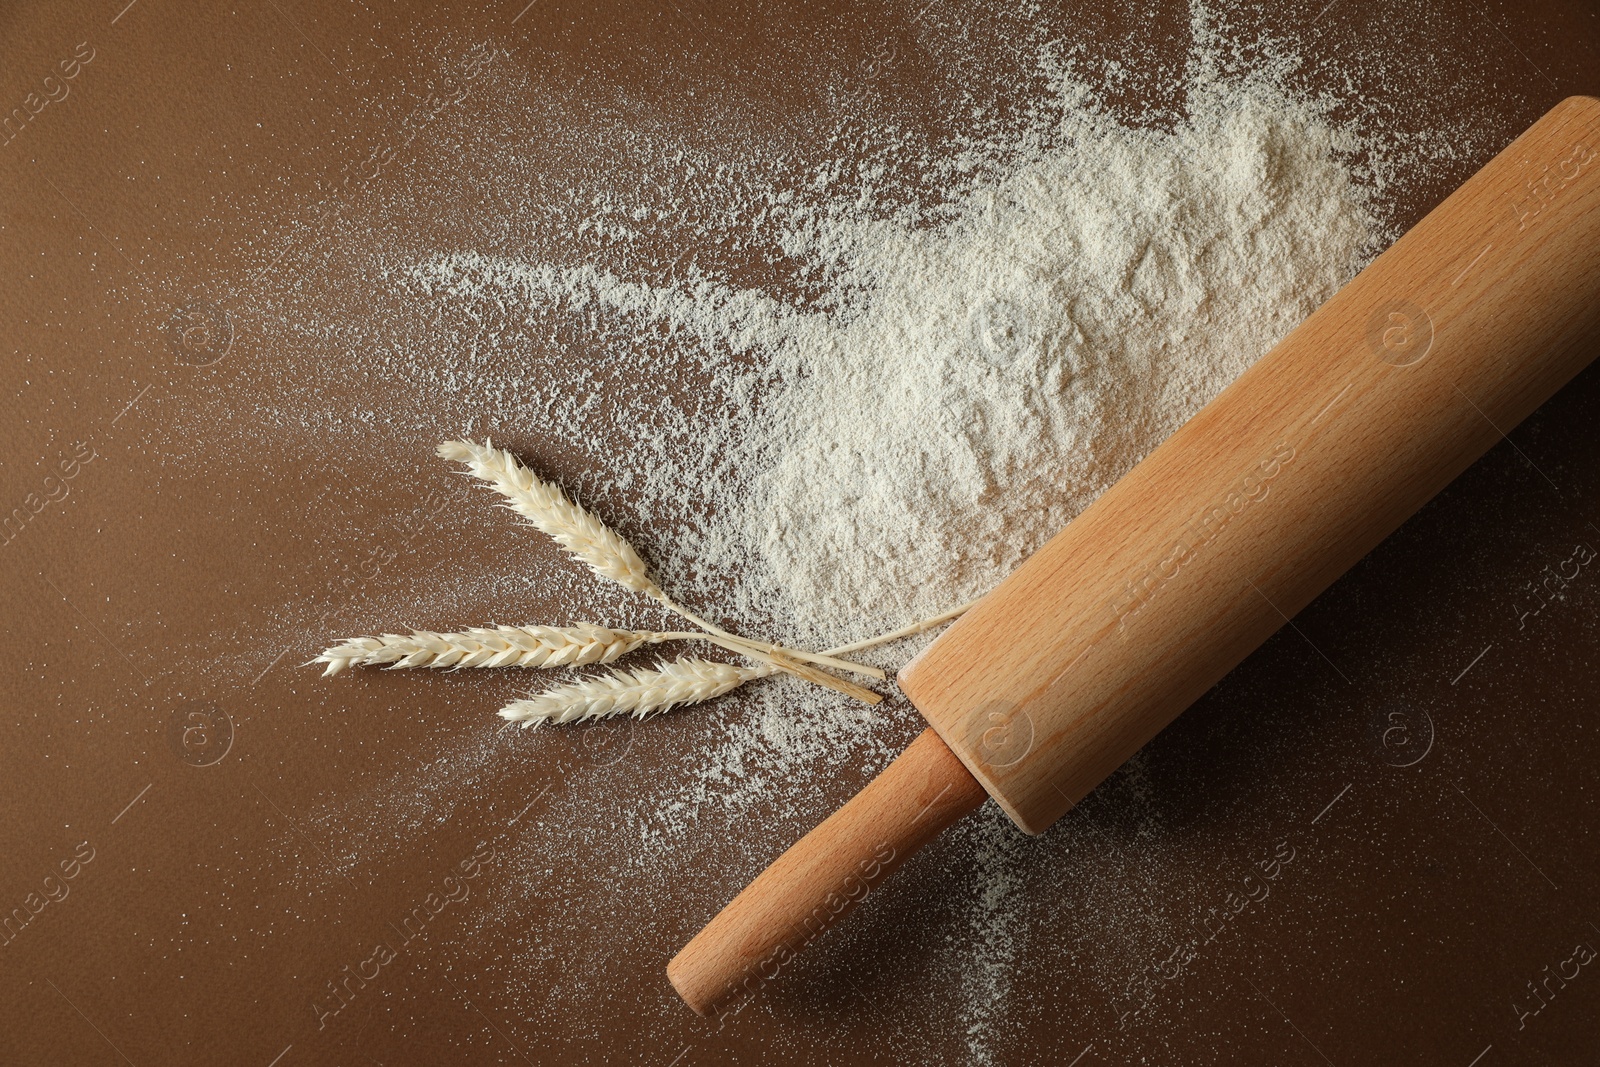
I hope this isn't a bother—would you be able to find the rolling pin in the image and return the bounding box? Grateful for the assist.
[668,96,1600,1015]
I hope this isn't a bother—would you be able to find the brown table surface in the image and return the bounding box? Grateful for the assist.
[4,1,1599,1064]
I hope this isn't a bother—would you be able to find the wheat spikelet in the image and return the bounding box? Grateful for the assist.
[500,657,768,726]
[438,439,658,596]
[314,624,662,676]
[437,438,885,695]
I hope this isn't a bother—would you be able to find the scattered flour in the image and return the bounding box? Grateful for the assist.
[408,72,1382,646]
[157,0,1520,1060]
[383,28,1388,1054]
[958,810,1032,1066]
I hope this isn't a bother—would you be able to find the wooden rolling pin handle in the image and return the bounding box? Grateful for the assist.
[667,728,987,1015]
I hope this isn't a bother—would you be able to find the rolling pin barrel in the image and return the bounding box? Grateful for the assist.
[671,96,1600,1012]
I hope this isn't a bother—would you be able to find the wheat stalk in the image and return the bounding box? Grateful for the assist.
[312,623,904,684]
[823,599,977,655]
[499,600,980,725]
[437,439,884,690]
[313,624,665,675]
[499,657,767,726]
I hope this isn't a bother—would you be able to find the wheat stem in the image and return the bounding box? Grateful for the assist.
[752,648,883,705]
[649,591,884,679]
[723,600,975,705]
[499,601,976,725]
[821,599,978,656]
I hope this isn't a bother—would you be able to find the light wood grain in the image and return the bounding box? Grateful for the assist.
[667,728,986,1015]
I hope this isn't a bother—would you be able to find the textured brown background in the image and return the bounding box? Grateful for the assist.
[3,1,1599,1064]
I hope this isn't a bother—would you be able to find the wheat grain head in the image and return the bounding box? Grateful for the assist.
[438,439,658,596]
[498,657,769,726]
[315,624,661,675]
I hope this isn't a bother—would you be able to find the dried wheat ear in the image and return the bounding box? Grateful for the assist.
[314,624,662,675]
[315,439,973,725]
[500,658,769,726]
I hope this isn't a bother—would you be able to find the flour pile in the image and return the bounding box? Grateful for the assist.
[410,75,1383,648]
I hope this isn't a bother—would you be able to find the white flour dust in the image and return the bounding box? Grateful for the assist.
[160,0,1516,1059]
[408,73,1382,647]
